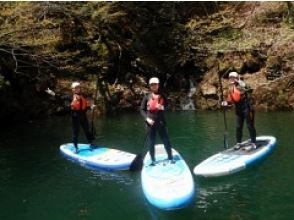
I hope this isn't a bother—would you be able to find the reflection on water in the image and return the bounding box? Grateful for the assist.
[60,156,135,186]
[198,183,234,209]
[88,169,134,186]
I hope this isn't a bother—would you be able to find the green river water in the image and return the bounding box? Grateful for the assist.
[0,111,293,220]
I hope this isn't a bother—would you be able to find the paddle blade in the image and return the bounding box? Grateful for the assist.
[129,153,143,172]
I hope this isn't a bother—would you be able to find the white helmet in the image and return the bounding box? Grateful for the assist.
[229,72,239,78]
[149,77,160,85]
[71,82,81,89]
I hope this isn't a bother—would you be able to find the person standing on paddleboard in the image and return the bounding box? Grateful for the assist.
[222,72,257,149]
[70,82,96,153]
[45,82,95,153]
[140,77,175,166]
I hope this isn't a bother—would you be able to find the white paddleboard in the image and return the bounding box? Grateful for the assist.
[194,136,277,177]
[141,144,195,210]
[60,143,136,171]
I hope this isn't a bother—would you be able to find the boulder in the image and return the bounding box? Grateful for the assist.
[201,82,217,98]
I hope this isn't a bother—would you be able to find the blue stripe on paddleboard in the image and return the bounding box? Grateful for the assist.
[144,189,195,210]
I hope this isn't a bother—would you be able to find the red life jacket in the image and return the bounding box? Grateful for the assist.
[147,93,164,113]
[228,86,241,103]
[71,94,87,111]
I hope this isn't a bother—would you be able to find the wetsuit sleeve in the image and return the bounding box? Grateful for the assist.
[140,94,148,119]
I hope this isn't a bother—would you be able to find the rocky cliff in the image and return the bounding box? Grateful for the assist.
[0,2,293,124]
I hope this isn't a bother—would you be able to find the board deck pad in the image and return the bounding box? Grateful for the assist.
[223,140,270,155]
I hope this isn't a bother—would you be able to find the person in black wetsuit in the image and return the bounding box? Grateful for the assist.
[140,77,175,166]
[45,82,95,153]
[222,72,257,149]
[70,82,95,153]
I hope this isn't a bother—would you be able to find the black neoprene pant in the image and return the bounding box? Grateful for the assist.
[236,108,256,143]
[72,111,93,148]
[145,122,173,162]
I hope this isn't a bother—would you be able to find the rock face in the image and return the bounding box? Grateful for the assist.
[0,2,294,125]
[195,69,219,110]
[253,74,294,110]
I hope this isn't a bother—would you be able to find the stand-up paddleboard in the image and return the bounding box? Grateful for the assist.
[194,136,277,177]
[141,144,195,210]
[60,143,136,171]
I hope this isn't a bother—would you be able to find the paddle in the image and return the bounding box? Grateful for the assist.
[218,64,231,149]
[91,76,99,140]
[129,125,153,172]
[91,107,96,139]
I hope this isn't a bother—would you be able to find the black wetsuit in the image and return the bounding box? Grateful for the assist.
[71,95,94,149]
[72,110,94,149]
[230,83,256,144]
[140,93,173,162]
[45,92,94,149]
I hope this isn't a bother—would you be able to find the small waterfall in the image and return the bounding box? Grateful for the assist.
[181,79,196,110]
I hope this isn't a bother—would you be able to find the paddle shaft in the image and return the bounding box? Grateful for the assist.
[218,64,231,149]
[91,108,95,138]
[129,124,153,171]
[91,75,100,138]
